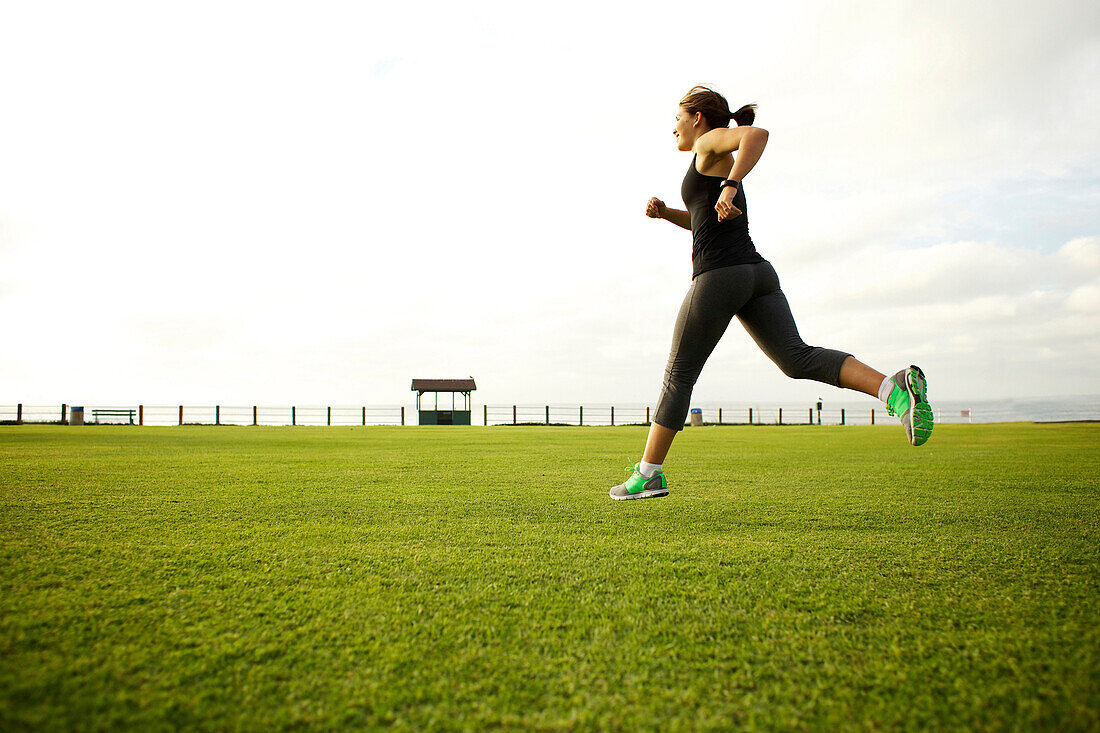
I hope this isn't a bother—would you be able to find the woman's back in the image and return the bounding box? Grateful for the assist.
[681,155,763,278]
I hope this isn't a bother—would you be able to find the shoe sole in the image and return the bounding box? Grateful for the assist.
[906,365,934,446]
[610,488,669,501]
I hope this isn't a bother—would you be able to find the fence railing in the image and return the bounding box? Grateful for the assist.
[1,403,974,427]
[482,404,892,426]
[0,404,406,426]
[484,404,652,426]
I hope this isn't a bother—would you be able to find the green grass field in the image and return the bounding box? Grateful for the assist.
[1,423,1098,730]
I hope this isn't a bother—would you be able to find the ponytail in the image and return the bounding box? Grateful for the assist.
[730,104,757,127]
[679,86,757,128]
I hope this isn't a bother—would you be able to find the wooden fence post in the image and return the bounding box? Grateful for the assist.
[779,407,783,425]
[292,406,296,426]
[61,404,66,424]
[611,406,615,426]
[579,406,583,426]
[718,408,722,424]
[178,405,183,425]
[139,405,144,426]
[484,404,488,426]
[16,403,22,423]
[253,406,258,425]
[362,406,366,426]
[646,406,650,424]
[841,408,845,425]
[808,408,813,424]
[401,406,405,426]
[327,406,331,426]
[513,405,517,425]
[216,406,221,425]
[546,406,549,425]
[749,407,753,424]
[871,409,875,425]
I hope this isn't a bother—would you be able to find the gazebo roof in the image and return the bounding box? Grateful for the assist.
[411,378,477,393]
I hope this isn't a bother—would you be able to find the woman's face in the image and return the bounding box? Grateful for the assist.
[674,107,697,151]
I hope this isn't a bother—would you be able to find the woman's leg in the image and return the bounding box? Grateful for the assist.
[638,358,894,467]
[736,276,887,396]
[838,356,887,398]
[642,421,678,465]
[613,269,753,498]
[736,262,932,445]
[736,262,852,388]
[646,266,756,464]
[629,264,756,468]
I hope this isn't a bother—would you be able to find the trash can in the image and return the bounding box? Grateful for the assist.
[689,408,703,427]
[70,406,84,426]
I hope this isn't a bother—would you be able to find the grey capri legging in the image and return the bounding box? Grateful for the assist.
[652,260,851,431]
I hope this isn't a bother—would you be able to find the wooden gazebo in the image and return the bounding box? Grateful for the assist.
[411,378,476,425]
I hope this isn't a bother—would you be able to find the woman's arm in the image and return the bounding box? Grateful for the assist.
[698,126,769,180]
[702,126,769,222]
[728,127,768,182]
[698,125,769,157]
[661,206,692,230]
[646,198,691,230]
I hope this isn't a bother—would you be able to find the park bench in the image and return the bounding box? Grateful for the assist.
[92,408,136,424]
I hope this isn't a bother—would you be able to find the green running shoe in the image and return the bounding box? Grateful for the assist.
[885,365,934,446]
[609,463,669,500]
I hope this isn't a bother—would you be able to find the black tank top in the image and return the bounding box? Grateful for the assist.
[681,154,763,278]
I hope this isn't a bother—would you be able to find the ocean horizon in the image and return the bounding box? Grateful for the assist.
[4,395,1099,427]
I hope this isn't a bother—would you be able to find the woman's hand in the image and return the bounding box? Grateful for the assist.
[645,197,666,219]
[715,187,743,222]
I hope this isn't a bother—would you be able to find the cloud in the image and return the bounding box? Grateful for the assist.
[1058,236,1100,275]
[790,236,1100,314]
[1066,284,1100,313]
[0,0,1098,405]
[758,234,1100,399]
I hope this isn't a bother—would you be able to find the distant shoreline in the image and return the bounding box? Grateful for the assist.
[1034,419,1100,424]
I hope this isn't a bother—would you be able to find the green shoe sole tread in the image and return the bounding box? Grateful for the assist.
[907,366,933,446]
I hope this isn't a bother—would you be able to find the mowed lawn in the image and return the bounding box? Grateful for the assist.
[1,423,1097,730]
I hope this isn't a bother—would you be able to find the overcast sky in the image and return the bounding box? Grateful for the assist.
[1,0,1098,408]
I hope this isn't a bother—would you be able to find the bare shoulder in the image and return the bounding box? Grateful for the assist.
[692,148,734,178]
[696,126,769,157]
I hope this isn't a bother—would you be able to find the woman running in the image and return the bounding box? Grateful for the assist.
[611,86,933,501]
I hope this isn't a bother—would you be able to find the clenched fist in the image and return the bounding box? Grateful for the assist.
[715,186,743,222]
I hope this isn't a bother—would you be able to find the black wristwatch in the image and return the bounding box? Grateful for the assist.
[719,179,740,189]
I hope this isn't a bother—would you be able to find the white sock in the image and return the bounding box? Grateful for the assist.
[639,460,662,478]
[878,375,894,403]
